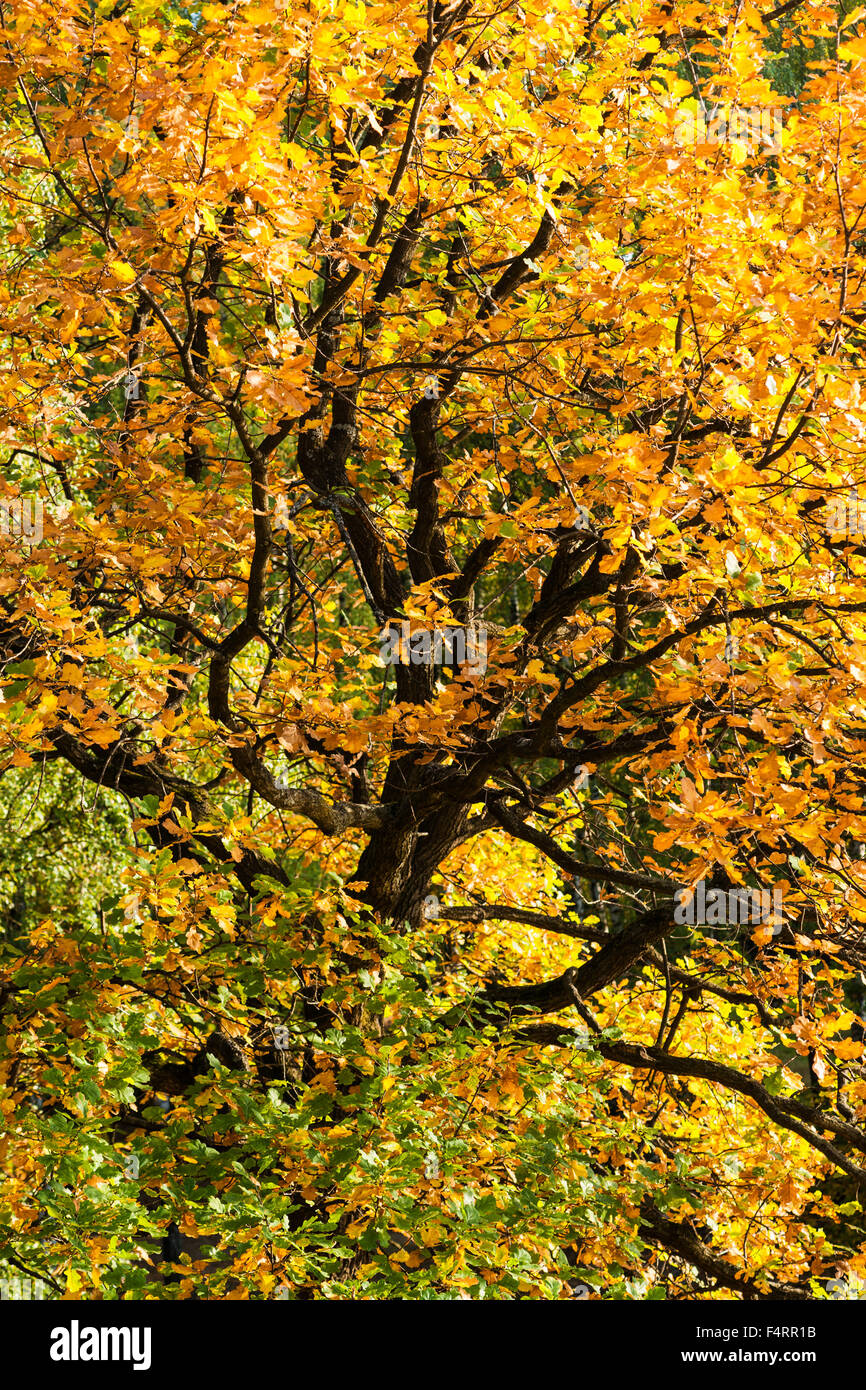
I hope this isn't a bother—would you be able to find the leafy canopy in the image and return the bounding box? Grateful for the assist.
[1,0,866,1300]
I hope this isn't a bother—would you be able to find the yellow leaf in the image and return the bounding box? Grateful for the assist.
[107,259,137,284]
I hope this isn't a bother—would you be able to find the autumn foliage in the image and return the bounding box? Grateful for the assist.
[2,0,866,1300]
